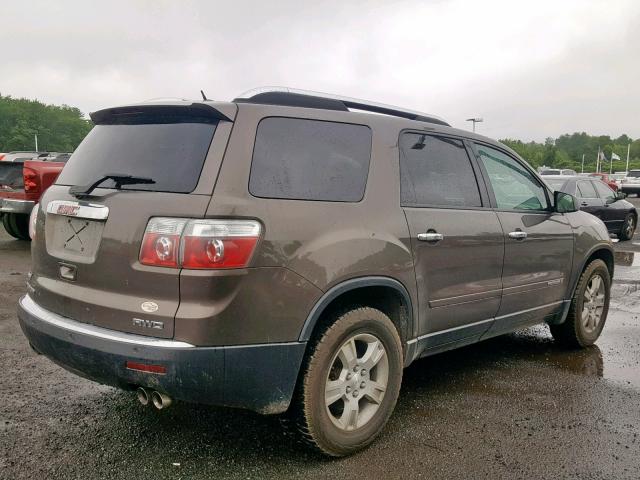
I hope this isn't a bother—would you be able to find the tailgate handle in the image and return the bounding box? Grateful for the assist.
[46,200,109,221]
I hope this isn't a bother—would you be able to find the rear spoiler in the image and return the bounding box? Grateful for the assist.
[90,103,235,125]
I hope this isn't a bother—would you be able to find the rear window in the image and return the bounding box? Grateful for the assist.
[249,117,372,202]
[56,122,217,193]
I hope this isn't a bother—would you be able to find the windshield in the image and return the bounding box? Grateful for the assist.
[57,122,217,193]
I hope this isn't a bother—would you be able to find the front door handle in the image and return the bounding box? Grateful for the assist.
[508,230,527,240]
[417,232,444,242]
[581,202,589,206]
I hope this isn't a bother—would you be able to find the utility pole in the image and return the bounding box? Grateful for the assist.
[34,133,38,151]
[626,143,631,173]
[466,118,483,133]
[596,146,600,173]
[581,154,585,173]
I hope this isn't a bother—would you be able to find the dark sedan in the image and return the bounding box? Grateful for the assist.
[544,175,637,240]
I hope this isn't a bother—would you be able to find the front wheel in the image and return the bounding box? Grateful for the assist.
[618,213,636,241]
[287,307,403,456]
[550,259,610,348]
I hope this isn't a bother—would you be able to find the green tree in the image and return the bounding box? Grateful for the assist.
[0,94,92,152]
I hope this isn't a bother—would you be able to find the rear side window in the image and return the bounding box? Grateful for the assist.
[577,181,598,198]
[249,117,372,202]
[399,134,482,208]
[57,122,217,193]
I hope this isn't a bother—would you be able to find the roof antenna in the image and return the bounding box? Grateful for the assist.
[200,90,209,101]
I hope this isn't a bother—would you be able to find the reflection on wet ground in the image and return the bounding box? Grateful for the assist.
[614,250,639,267]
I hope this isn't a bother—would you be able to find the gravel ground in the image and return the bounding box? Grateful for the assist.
[1,209,640,479]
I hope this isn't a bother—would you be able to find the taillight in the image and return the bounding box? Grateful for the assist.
[139,218,261,269]
[139,218,187,268]
[23,166,39,193]
[181,220,261,269]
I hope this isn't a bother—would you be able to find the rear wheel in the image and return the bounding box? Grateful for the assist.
[550,259,610,348]
[618,213,636,241]
[3,213,30,241]
[286,307,403,456]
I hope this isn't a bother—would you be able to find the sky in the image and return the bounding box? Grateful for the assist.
[1,0,639,141]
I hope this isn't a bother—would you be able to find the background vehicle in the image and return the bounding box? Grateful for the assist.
[0,153,69,239]
[0,151,42,162]
[18,89,614,456]
[540,168,577,176]
[620,170,640,196]
[588,172,619,191]
[544,175,636,240]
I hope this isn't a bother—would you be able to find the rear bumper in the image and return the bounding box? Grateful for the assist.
[620,184,640,194]
[17,295,306,414]
[0,198,34,214]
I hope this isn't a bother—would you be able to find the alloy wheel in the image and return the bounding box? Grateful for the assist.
[582,274,605,334]
[324,333,389,431]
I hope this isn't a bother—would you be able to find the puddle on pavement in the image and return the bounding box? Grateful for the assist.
[614,250,640,267]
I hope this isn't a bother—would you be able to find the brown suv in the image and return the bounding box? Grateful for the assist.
[18,88,614,456]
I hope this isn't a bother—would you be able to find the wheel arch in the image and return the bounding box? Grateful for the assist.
[298,276,414,349]
[551,245,614,325]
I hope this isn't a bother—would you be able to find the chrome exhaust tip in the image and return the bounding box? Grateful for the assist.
[151,390,172,410]
[136,387,150,406]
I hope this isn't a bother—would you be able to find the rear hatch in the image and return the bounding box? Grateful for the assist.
[29,103,234,338]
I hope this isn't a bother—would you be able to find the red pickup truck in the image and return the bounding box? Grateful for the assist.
[0,154,69,240]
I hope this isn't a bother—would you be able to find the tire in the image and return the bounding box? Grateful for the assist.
[286,307,403,457]
[618,213,636,241]
[2,214,20,239]
[550,259,610,348]
[4,213,30,241]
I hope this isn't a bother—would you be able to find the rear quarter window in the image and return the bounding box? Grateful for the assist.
[248,117,372,202]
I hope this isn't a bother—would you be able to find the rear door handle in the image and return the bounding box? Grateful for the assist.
[417,232,444,242]
[508,230,527,240]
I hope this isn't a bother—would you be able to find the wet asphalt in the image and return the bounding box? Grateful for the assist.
[2,204,640,479]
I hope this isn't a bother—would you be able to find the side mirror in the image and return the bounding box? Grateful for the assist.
[616,191,627,200]
[554,191,578,213]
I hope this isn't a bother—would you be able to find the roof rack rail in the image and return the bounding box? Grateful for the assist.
[233,87,450,127]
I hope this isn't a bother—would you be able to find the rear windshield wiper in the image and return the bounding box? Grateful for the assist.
[69,173,155,197]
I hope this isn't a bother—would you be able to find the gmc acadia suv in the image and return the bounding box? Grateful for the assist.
[18,88,613,456]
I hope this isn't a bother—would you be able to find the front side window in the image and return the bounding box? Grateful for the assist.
[594,181,616,202]
[249,117,372,202]
[399,134,481,208]
[476,144,548,211]
[577,181,598,199]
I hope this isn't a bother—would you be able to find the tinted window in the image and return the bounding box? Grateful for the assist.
[399,134,481,208]
[57,122,217,193]
[249,118,371,202]
[594,181,616,202]
[577,181,597,198]
[628,171,640,178]
[476,144,548,211]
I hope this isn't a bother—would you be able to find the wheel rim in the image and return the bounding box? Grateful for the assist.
[324,333,389,431]
[582,274,605,334]
[626,216,635,238]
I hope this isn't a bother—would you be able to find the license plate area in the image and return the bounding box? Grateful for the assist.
[44,201,108,264]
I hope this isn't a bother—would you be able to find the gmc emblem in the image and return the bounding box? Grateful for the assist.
[56,204,80,216]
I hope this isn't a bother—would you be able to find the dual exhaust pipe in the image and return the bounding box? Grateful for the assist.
[136,387,172,410]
